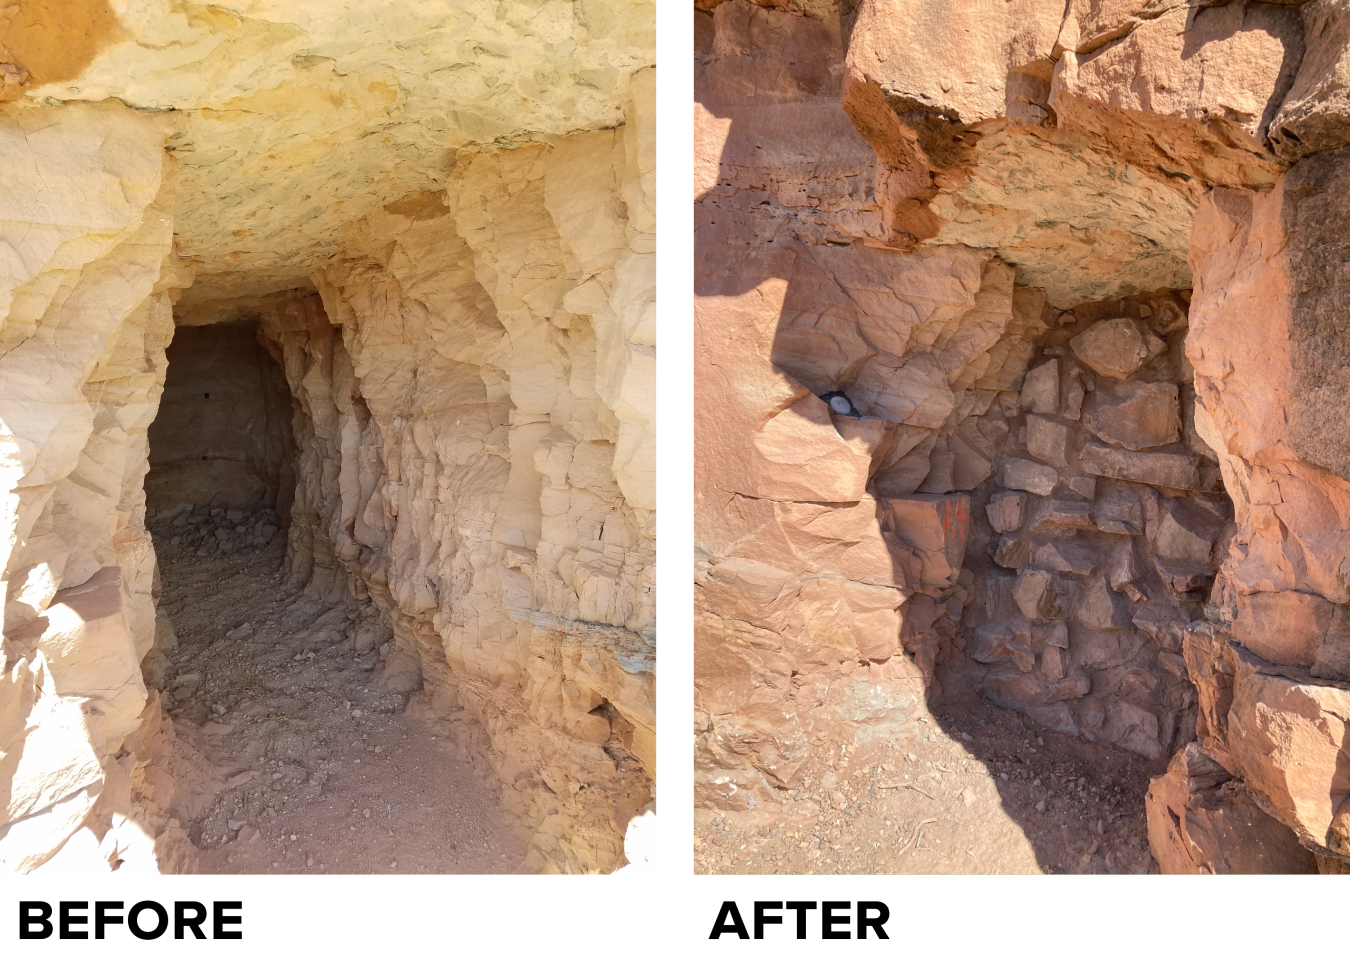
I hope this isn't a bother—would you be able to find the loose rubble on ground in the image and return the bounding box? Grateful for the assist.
[694,701,1155,875]
[145,503,526,874]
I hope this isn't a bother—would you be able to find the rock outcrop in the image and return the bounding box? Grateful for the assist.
[2,3,653,874]
[696,0,1350,873]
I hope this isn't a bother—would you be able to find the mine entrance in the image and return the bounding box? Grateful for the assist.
[141,318,525,874]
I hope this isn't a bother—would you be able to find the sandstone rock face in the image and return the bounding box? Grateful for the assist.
[1145,741,1317,875]
[698,0,1350,874]
[1,9,653,874]
[696,1,1042,813]
[0,100,183,872]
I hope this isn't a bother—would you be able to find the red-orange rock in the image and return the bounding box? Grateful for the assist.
[1146,742,1317,874]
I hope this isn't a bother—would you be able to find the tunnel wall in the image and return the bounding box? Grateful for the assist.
[145,321,296,517]
[255,74,656,872]
[0,101,196,872]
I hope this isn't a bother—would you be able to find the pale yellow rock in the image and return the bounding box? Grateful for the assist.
[13,0,655,310]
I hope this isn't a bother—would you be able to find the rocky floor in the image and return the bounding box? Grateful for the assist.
[693,701,1160,875]
[147,504,526,874]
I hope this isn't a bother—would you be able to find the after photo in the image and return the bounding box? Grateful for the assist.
[694,0,1349,875]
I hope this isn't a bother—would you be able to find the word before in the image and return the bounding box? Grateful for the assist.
[19,901,243,940]
[709,901,889,939]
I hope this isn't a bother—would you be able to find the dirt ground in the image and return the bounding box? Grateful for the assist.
[148,506,526,874]
[694,701,1162,875]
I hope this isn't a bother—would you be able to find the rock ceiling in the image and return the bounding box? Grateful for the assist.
[4,0,654,315]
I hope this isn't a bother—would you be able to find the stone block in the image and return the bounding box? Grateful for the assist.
[1013,569,1061,621]
[1107,539,1145,600]
[1062,369,1085,420]
[1020,359,1059,414]
[881,492,970,593]
[1063,474,1096,500]
[1102,701,1163,759]
[985,490,1026,533]
[985,668,1091,712]
[1070,317,1166,379]
[1041,645,1067,682]
[1154,557,1216,594]
[1025,414,1070,465]
[1080,441,1200,490]
[1093,484,1144,534]
[1077,576,1132,630]
[1086,380,1180,450]
[1027,498,1094,531]
[1155,498,1223,563]
[1032,539,1096,577]
[971,622,1036,673]
[992,534,1031,570]
[1001,457,1057,496]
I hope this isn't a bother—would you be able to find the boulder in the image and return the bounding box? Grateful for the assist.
[1146,743,1318,875]
[1225,645,1350,857]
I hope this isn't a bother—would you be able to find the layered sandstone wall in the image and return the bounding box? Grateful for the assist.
[1,3,653,874]
[0,101,193,871]
[252,86,656,871]
[696,0,1350,873]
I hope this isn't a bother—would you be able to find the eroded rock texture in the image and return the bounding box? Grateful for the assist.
[696,0,1350,873]
[1,3,653,874]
